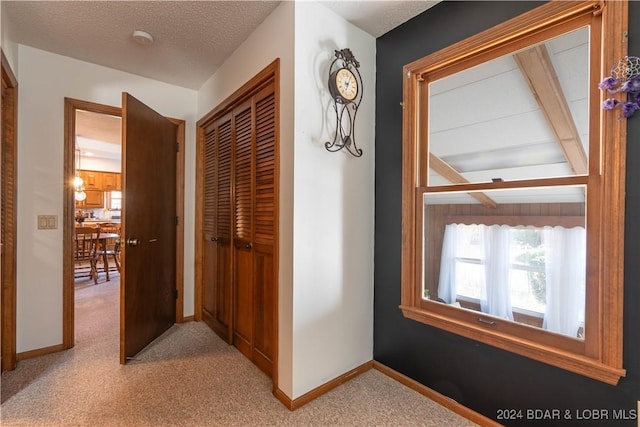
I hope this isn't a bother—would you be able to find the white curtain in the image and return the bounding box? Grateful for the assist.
[437,224,458,303]
[480,225,513,320]
[542,226,586,337]
[438,223,585,335]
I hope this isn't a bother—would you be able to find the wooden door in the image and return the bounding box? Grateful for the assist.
[202,113,233,342]
[120,93,177,364]
[233,84,276,376]
[250,84,276,375]
[232,101,254,360]
[198,69,277,378]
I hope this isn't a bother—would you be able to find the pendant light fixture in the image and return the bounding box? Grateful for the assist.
[74,149,86,201]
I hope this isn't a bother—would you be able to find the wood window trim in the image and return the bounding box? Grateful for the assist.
[400,1,627,385]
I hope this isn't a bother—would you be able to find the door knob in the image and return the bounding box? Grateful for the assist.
[211,236,218,242]
[245,243,252,249]
[126,238,140,246]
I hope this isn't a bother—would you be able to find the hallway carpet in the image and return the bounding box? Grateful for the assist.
[1,278,476,426]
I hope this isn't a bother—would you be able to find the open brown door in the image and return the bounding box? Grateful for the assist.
[120,93,177,364]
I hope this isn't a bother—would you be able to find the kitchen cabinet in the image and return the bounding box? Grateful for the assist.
[103,172,118,190]
[80,170,103,190]
[76,190,104,208]
[78,170,121,191]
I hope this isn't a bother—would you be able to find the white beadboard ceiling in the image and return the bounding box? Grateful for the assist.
[2,0,439,90]
[427,26,590,205]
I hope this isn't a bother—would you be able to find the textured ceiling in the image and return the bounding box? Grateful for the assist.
[2,1,439,90]
[3,1,281,90]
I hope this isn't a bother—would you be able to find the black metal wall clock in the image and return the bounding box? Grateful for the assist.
[325,48,363,157]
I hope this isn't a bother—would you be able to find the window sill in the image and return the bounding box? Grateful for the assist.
[400,305,625,385]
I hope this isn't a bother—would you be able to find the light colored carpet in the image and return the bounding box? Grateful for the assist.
[1,278,476,426]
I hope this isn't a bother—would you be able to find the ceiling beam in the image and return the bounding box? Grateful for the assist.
[514,45,588,175]
[429,153,498,208]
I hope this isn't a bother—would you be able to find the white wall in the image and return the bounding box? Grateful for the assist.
[15,45,197,352]
[197,0,296,398]
[292,2,375,398]
[1,2,19,74]
[79,157,121,173]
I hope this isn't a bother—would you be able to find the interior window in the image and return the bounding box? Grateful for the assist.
[401,1,627,385]
[107,191,122,210]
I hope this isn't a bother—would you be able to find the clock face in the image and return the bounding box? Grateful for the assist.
[335,68,358,101]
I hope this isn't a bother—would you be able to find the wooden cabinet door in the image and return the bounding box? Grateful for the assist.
[81,170,103,190]
[103,172,117,190]
[82,190,104,208]
[202,113,233,342]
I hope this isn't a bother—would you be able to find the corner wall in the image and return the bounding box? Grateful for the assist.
[292,2,375,398]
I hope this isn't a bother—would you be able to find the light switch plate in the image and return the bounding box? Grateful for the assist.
[37,215,58,230]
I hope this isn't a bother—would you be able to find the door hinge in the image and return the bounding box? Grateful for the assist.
[175,216,179,226]
[173,289,178,299]
[176,142,180,153]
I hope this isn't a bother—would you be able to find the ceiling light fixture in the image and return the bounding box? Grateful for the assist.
[132,30,154,45]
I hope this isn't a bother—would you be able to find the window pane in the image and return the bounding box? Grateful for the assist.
[422,186,586,338]
[109,191,122,210]
[427,27,590,186]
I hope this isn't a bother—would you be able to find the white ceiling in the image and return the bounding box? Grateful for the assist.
[2,0,439,90]
[4,0,440,161]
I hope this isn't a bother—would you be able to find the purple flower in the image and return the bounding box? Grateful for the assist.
[619,77,640,93]
[621,101,640,118]
[599,76,619,91]
[602,98,620,110]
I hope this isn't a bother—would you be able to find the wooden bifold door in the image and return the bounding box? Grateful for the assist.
[200,72,278,377]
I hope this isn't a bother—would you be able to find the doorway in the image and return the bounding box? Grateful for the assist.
[62,97,186,351]
[73,109,122,288]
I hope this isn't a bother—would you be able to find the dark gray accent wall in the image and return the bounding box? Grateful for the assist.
[374,2,640,425]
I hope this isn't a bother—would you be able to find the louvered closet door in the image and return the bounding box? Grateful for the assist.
[251,83,276,375]
[232,100,254,359]
[232,83,277,376]
[202,113,233,342]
